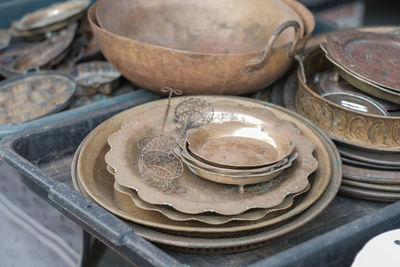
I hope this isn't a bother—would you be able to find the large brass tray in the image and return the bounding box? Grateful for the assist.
[76,96,335,235]
[105,99,318,215]
[72,97,341,252]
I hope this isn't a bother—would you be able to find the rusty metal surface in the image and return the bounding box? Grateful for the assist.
[72,97,340,252]
[105,98,317,215]
[89,1,314,95]
[296,48,400,152]
[326,30,400,92]
[0,71,76,124]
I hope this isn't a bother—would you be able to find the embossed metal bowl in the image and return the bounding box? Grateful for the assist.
[186,121,295,168]
[296,48,400,152]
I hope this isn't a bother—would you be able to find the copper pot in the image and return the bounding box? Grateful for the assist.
[89,0,314,95]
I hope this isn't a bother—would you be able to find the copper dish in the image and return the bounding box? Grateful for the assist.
[12,0,89,32]
[90,1,314,95]
[325,30,400,92]
[337,144,400,167]
[114,182,309,225]
[105,98,318,215]
[71,61,121,97]
[296,48,400,152]
[0,71,76,124]
[341,157,400,171]
[72,98,340,251]
[186,121,295,168]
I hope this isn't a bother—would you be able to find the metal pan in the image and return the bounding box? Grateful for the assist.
[90,1,314,95]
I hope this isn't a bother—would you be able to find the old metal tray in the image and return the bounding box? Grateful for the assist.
[1,96,400,266]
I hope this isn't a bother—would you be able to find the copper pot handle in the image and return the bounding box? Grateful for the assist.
[245,20,302,72]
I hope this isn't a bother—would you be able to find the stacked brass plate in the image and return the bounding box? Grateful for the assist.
[10,0,89,39]
[106,99,318,215]
[73,96,341,253]
[0,71,76,124]
[2,23,77,77]
[71,61,121,96]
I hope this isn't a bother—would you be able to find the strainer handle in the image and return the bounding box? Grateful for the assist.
[245,20,302,72]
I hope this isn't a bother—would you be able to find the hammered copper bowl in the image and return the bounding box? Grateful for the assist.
[296,48,400,152]
[89,1,314,95]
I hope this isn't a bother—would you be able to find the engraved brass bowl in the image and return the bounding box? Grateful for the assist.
[296,48,400,152]
[186,121,295,168]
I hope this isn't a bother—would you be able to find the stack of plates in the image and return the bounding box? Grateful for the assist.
[272,27,400,202]
[10,0,90,40]
[72,96,341,253]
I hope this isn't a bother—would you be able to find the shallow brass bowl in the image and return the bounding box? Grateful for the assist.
[177,145,298,192]
[179,138,292,175]
[186,121,295,168]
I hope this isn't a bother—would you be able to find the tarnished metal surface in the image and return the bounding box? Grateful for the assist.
[72,98,340,252]
[337,144,400,167]
[342,164,400,185]
[114,182,307,225]
[296,48,400,152]
[186,121,294,168]
[326,30,400,92]
[71,61,121,96]
[342,179,400,193]
[0,71,75,124]
[340,185,400,202]
[12,0,89,32]
[105,98,317,215]
[89,1,314,95]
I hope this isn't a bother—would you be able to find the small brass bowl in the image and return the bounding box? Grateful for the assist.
[178,138,296,175]
[186,121,295,168]
[174,146,297,193]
